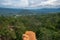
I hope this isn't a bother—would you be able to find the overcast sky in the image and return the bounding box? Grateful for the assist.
[0,0,60,9]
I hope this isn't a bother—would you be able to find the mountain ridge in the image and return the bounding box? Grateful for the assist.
[0,8,60,15]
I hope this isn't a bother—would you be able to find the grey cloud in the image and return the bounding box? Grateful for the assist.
[0,0,60,8]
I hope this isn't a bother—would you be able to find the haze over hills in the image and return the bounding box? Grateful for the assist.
[0,8,60,15]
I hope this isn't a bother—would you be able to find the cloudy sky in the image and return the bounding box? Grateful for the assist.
[0,0,60,9]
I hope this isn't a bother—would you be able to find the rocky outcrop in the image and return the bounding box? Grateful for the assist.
[22,31,37,40]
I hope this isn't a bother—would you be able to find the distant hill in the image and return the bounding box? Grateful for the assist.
[0,8,60,16]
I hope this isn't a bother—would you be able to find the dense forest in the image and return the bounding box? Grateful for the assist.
[0,13,60,40]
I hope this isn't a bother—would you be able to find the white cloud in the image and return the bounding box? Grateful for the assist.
[29,0,60,8]
[0,0,29,8]
[0,0,60,8]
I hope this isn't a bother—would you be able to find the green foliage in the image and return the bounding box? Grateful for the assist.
[0,13,60,40]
